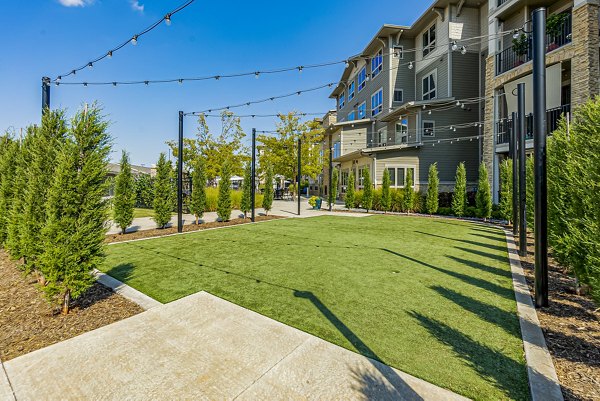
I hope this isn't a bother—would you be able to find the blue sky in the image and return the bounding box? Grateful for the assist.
[0,0,430,166]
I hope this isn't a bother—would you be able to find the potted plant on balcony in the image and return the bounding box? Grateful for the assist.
[546,12,568,52]
[512,34,528,67]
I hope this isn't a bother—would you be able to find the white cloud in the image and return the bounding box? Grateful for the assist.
[130,0,144,13]
[58,0,94,6]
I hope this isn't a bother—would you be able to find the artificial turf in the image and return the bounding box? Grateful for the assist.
[101,215,529,400]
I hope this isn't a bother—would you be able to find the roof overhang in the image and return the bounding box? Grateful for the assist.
[380,97,456,122]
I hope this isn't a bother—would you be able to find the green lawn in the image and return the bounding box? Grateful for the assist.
[101,215,529,400]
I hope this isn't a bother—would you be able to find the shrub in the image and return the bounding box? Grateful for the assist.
[452,162,467,217]
[401,169,415,213]
[362,167,373,212]
[390,189,404,212]
[345,171,355,209]
[499,158,513,222]
[262,164,274,215]
[134,174,154,208]
[217,160,232,221]
[113,150,136,234]
[354,190,363,209]
[189,157,207,224]
[372,189,382,211]
[153,153,174,229]
[437,207,453,216]
[0,136,19,245]
[426,163,439,215]
[476,162,492,220]
[465,206,477,218]
[308,196,319,208]
[329,168,338,207]
[240,162,252,218]
[381,169,391,212]
[526,155,535,231]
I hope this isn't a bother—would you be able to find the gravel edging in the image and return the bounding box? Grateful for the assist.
[504,229,564,401]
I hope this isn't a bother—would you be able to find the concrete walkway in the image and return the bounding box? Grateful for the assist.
[3,292,466,401]
[107,199,368,235]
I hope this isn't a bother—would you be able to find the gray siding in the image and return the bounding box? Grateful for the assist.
[416,55,450,100]
[452,52,480,99]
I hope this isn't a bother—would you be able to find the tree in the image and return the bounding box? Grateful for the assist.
[329,169,338,208]
[153,153,174,229]
[381,168,391,213]
[476,162,492,220]
[345,171,355,209]
[499,159,513,223]
[452,162,467,217]
[189,156,206,224]
[262,164,274,216]
[526,155,535,231]
[257,113,324,199]
[39,105,111,314]
[22,110,68,273]
[426,163,439,215]
[362,166,373,212]
[402,168,415,213]
[217,160,233,221]
[0,136,19,245]
[113,150,136,234]
[134,174,154,208]
[167,111,248,184]
[240,162,252,219]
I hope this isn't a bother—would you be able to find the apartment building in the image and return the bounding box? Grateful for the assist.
[322,0,489,198]
[483,0,599,201]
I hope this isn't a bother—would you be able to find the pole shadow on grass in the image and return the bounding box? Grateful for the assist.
[445,255,512,279]
[414,231,508,253]
[408,311,529,401]
[380,249,515,300]
[454,246,509,264]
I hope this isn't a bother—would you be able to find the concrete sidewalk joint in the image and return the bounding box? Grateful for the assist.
[503,229,564,401]
[93,269,162,310]
[0,357,16,401]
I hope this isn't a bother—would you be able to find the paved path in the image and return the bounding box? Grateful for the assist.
[4,292,466,401]
[107,199,368,235]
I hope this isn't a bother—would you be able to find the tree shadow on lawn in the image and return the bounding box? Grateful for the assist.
[445,255,512,279]
[106,262,136,282]
[408,311,529,401]
[430,286,521,339]
[414,231,508,253]
[454,246,509,265]
[380,249,515,300]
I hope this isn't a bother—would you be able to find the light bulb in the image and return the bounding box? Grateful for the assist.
[408,62,414,70]
[56,76,62,83]
[513,30,520,39]
[451,41,458,51]
[178,79,183,85]
[456,101,461,106]
[165,14,172,26]
[422,105,426,110]
[83,82,88,87]
[112,82,117,87]
[428,110,432,115]
[345,60,350,68]
[107,51,113,58]
[131,35,138,45]
[72,70,76,76]
[450,126,454,130]
[88,62,93,69]
[255,72,260,79]
[298,66,303,74]
[461,46,467,55]
[144,81,149,85]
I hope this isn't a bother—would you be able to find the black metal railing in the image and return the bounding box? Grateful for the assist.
[497,0,510,8]
[495,12,572,76]
[496,104,570,145]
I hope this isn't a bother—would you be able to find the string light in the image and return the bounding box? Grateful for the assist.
[451,41,458,51]
[165,14,172,26]
[461,46,467,55]
[131,35,138,46]
[408,62,414,70]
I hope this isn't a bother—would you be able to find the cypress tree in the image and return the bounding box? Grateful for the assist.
[345,171,355,209]
[381,168,391,213]
[362,166,373,212]
[189,156,206,224]
[476,162,492,220]
[39,105,111,314]
[402,168,415,213]
[0,137,18,245]
[240,162,252,219]
[426,163,439,215]
[22,110,68,273]
[6,127,36,259]
[499,159,513,222]
[153,153,174,229]
[262,164,274,215]
[217,160,232,221]
[526,155,535,231]
[329,169,339,208]
[452,162,467,217]
[113,150,136,234]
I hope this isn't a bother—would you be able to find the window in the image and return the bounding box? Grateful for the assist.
[385,167,416,188]
[358,166,365,187]
[422,71,436,100]
[396,118,408,143]
[338,93,345,109]
[348,81,355,101]
[341,171,349,187]
[423,120,435,137]
[357,102,366,119]
[358,67,367,92]
[377,128,388,146]
[371,49,383,78]
[394,89,403,103]
[333,142,341,159]
[371,88,383,117]
[393,46,403,59]
[422,23,436,57]
[348,111,356,121]
[387,168,396,186]
[397,168,405,187]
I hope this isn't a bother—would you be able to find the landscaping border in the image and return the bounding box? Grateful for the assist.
[93,270,162,310]
[503,228,564,401]
[0,357,15,401]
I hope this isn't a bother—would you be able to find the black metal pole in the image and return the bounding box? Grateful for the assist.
[41,77,51,113]
[328,139,333,212]
[177,111,184,233]
[518,83,527,258]
[510,111,518,235]
[297,137,301,216]
[532,8,548,308]
[251,128,256,222]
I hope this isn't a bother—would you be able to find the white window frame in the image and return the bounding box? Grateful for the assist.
[371,88,383,117]
[393,89,404,103]
[348,111,356,121]
[385,166,416,188]
[371,49,383,78]
[358,67,367,92]
[348,80,355,101]
[422,23,436,57]
[422,70,437,100]
[357,101,367,119]
[422,120,435,137]
[393,45,404,59]
[338,92,345,110]
[396,117,408,143]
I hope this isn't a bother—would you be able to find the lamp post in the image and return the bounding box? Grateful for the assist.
[177,111,184,233]
[510,111,518,235]
[42,77,51,113]
[297,137,302,216]
[251,128,256,222]
[518,83,527,258]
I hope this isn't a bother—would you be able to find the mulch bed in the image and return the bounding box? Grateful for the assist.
[517,235,600,401]
[105,215,284,244]
[0,250,144,361]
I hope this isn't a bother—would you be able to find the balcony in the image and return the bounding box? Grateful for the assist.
[495,104,570,145]
[495,12,572,76]
[497,0,510,7]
